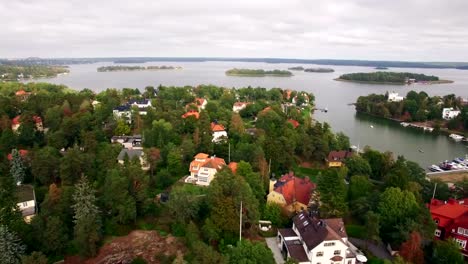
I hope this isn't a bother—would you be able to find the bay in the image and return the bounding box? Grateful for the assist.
[32,61,468,169]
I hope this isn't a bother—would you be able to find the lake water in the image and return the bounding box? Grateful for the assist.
[32,61,468,168]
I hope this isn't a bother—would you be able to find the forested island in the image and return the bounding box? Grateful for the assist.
[304,67,334,73]
[97,65,182,72]
[0,81,464,263]
[336,71,453,84]
[288,66,304,71]
[225,68,293,77]
[0,65,69,80]
[375,67,388,70]
[356,90,468,132]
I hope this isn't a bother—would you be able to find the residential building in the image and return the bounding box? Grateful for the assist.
[117,148,149,170]
[15,89,31,101]
[185,153,226,186]
[91,100,101,108]
[182,110,200,119]
[233,102,249,112]
[267,172,316,214]
[195,98,207,110]
[11,115,43,132]
[113,105,132,121]
[327,150,353,168]
[128,98,152,109]
[429,198,468,257]
[287,119,300,128]
[211,122,228,142]
[16,185,36,223]
[7,149,29,161]
[277,212,361,264]
[388,92,404,102]
[292,92,310,106]
[113,98,153,121]
[442,108,461,120]
[111,135,142,149]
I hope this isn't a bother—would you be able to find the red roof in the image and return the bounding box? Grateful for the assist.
[327,150,353,162]
[211,122,225,132]
[12,115,42,125]
[195,98,206,106]
[7,149,29,161]
[273,172,315,205]
[15,90,28,96]
[287,119,299,128]
[228,162,238,174]
[182,111,200,119]
[431,199,468,220]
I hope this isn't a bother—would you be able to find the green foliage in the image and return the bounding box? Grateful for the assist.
[131,257,148,264]
[349,175,373,201]
[226,68,292,76]
[345,225,367,239]
[432,239,464,264]
[317,169,347,217]
[345,155,371,177]
[114,119,131,135]
[101,169,137,224]
[340,72,439,83]
[226,240,275,264]
[167,184,206,224]
[10,149,26,185]
[21,251,48,264]
[0,65,68,80]
[263,203,287,227]
[0,225,26,264]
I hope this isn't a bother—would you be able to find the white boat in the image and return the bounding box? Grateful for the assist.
[400,122,410,127]
[449,134,464,141]
[423,127,434,132]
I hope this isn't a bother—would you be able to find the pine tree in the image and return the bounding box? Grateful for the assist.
[10,149,26,185]
[0,225,26,264]
[72,175,101,257]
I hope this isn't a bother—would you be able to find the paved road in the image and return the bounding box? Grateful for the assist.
[349,238,393,260]
[265,237,285,264]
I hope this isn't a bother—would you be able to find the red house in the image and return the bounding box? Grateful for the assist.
[429,198,468,257]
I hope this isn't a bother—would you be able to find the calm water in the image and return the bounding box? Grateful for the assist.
[32,61,468,168]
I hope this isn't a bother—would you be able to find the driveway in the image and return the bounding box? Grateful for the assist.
[265,237,285,264]
[349,237,393,260]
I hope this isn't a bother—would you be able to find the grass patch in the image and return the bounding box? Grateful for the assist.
[294,167,322,182]
[345,224,367,239]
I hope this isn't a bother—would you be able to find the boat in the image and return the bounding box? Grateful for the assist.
[449,134,464,141]
[400,122,410,127]
[439,162,453,171]
[418,149,424,153]
[429,165,443,172]
[370,125,374,128]
[423,127,434,132]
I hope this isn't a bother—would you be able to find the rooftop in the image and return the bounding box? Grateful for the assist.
[17,184,35,203]
[117,149,144,160]
[273,172,315,205]
[328,150,353,162]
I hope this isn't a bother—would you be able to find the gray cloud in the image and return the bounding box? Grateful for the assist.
[0,0,467,61]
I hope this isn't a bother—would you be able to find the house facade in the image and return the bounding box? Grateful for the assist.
[211,122,228,142]
[277,212,360,264]
[117,148,149,170]
[111,135,142,149]
[12,115,43,132]
[233,102,249,112]
[16,185,36,223]
[327,151,353,168]
[429,198,468,257]
[186,153,227,186]
[442,108,461,120]
[388,92,404,102]
[267,172,315,214]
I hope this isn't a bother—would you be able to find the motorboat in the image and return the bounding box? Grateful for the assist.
[400,122,410,127]
[429,165,443,172]
[449,134,464,141]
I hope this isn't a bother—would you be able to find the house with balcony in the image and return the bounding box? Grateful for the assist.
[277,212,363,264]
[429,198,468,257]
[185,153,227,186]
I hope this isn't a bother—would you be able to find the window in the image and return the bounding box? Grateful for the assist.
[458,227,464,234]
[456,238,467,249]
[316,251,323,257]
[434,229,441,237]
[348,261,352,264]
[334,250,341,255]
[22,202,28,207]
[324,242,335,247]
[464,229,468,236]
[434,219,439,224]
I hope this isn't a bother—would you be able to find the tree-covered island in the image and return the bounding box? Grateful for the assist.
[0,65,69,80]
[287,66,304,71]
[304,67,334,73]
[97,65,182,72]
[336,71,453,84]
[225,68,293,77]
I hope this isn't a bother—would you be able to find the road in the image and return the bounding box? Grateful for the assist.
[265,237,285,264]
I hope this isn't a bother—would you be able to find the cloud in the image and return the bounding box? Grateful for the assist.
[0,0,467,61]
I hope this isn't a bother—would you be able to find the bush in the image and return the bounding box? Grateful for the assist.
[345,224,367,239]
[131,257,147,264]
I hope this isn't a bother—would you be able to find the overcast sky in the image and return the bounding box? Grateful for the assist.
[1,0,467,61]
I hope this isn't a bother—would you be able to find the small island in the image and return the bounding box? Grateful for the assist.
[0,65,69,80]
[304,67,334,73]
[225,68,293,77]
[335,71,453,85]
[288,66,304,71]
[97,65,182,72]
[375,67,388,70]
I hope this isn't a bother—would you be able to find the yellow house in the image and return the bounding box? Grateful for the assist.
[327,150,353,168]
[267,172,315,214]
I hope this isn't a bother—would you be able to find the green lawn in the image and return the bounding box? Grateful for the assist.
[294,166,322,182]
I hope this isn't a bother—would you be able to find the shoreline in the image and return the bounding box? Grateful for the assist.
[225,73,293,77]
[334,78,454,85]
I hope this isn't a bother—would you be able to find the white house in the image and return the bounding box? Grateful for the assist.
[442,108,461,120]
[186,153,226,186]
[117,148,149,170]
[233,102,249,112]
[195,98,208,110]
[292,92,310,106]
[277,212,365,264]
[113,105,132,122]
[211,122,228,143]
[16,185,36,223]
[388,92,404,102]
[111,135,142,149]
[128,98,152,109]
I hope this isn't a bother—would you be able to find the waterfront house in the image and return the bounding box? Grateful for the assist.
[16,184,36,223]
[429,198,468,257]
[277,212,360,264]
[117,148,149,170]
[11,115,43,132]
[327,150,353,168]
[388,92,404,102]
[211,122,228,142]
[185,153,227,186]
[442,108,461,120]
[233,102,249,112]
[267,172,316,214]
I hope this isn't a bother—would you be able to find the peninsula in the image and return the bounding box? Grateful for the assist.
[0,65,69,80]
[225,68,293,77]
[304,67,334,73]
[335,71,453,84]
[97,65,182,72]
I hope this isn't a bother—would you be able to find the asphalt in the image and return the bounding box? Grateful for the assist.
[349,237,393,260]
[265,237,285,264]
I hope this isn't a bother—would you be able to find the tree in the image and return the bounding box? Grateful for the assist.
[432,239,464,264]
[101,170,136,224]
[10,149,26,185]
[226,240,275,264]
[21,251,48,264]
[399,231,424,264]
[42,216,68,254]
[345,155,371,177]
[31,146,61,185]
[0,225,26,264]
[72,176,101,257]
[167,185,205,224]
[114,119,130,135]
[236,161,265,204]
[365,211,380,243]
[263,203,286,227]
[191,241,227,264]
[349,175,373,201]
[317,169,347,217]
[229,113,245,135]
